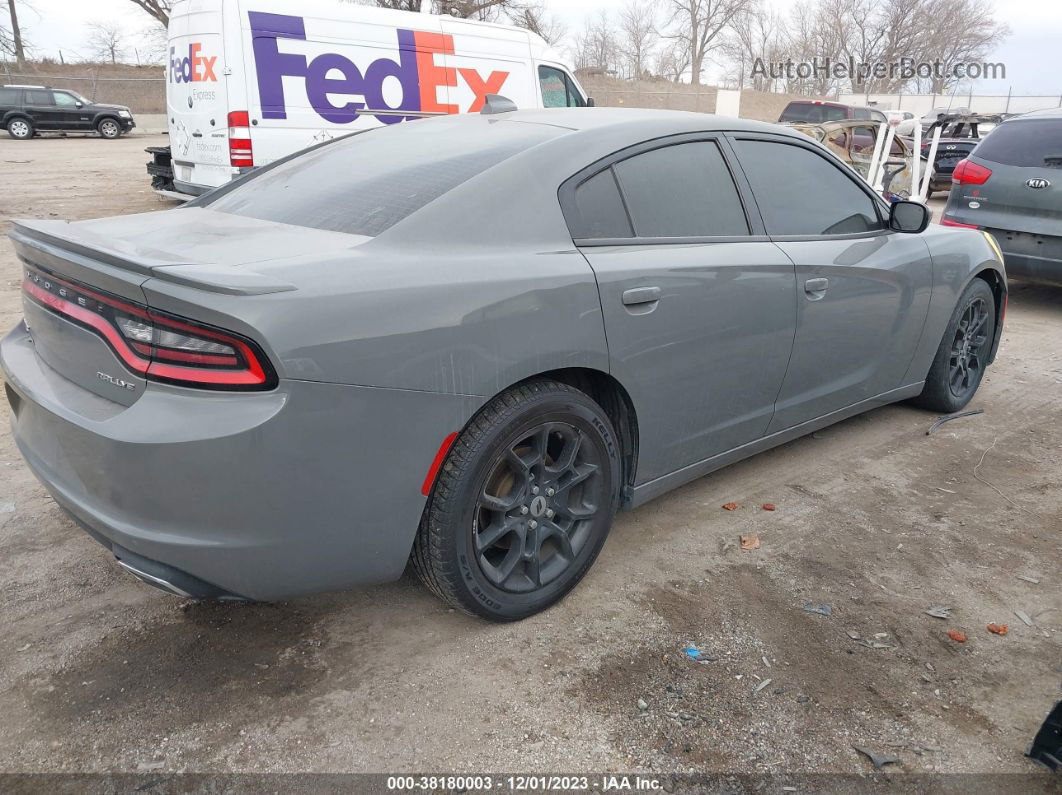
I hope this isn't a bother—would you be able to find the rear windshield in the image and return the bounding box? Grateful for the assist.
[780,103,848,123]
[204,120,562,236]
[972,119,1062,167]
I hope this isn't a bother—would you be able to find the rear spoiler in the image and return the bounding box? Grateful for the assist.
[10,219,296,296]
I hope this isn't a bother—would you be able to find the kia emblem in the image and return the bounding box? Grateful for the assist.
[1026,178,1050,189]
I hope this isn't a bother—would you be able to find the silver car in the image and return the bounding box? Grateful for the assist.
[2,108,1006,620]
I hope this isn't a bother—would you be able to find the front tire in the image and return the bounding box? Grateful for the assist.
[6,118,33,140]
[97,118,121,139]
[412,380,621,621]
[912,278,996,413]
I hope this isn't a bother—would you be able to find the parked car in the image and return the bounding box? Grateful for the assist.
[787,119,916,200]
[942,108,1062,286]
[778,100,887,124]
[4,107,1006,620]
[0,84,135,140]
[148,0,591,199]
[914,115,1004,196]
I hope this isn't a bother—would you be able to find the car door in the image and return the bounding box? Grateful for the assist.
[560,135,797,484]
[21,88,59,130]
[51,90,91,130]
[729,134,933,433]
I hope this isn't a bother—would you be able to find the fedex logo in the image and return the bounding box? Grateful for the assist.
[170,42,218,84]
[249,12,510,125]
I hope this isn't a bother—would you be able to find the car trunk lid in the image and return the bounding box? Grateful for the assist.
[11,210,365,404]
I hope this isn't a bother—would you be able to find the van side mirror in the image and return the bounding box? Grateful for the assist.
[586,97,595,108]
[890,200,930,233]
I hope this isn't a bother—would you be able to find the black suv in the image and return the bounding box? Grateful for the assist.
[0,84,135,140]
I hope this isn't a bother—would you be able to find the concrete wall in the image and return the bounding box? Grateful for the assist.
[839,92,1062,116]
[581,76,718,113]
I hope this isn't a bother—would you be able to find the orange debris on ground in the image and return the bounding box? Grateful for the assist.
[947,629,968,643]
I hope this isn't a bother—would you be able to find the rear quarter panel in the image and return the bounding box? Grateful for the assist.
[901,225,1005,384]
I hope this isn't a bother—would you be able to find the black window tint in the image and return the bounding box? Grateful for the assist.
[569,169,632,239]
[613,141,749,237]
[972,119,1062,167]
[0,87,19,104]
[25,90,54,105]
[735,140,882,236]
[206,121,563,236]
[781,103,848,123]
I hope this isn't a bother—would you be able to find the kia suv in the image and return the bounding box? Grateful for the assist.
[942,108,1062,286]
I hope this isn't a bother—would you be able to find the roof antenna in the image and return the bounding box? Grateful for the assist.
[480,95,518,115]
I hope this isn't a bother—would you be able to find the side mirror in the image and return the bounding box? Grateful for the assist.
[890,200,930,233]
[75,102,83,108]
[586,96,595,108]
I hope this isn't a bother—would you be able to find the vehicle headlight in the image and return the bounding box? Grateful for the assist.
[118,110,132,118]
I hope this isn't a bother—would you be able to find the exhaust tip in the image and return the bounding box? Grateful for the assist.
[112,545,248,601]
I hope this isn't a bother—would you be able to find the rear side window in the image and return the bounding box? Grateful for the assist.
[972,119,1062,167]
[780,103,848,123]
[734,139,882,236]
[0,87,19,104]
[205,121,563,236]
[24,89,54,105]
[568,170,632,239]
[612,141,749,237]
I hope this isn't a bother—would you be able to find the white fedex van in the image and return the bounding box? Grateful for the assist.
[147,0,591,198]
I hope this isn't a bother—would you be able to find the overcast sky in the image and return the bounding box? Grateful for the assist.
[9,0,1062,95]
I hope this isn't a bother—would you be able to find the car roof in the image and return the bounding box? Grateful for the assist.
[1011,107,1062,120]
[488,106,795,136]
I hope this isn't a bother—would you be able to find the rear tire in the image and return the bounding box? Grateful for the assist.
[97,118,121,139]
[412,380,621,621]
[912,278,996,413]
[6,118,33,140]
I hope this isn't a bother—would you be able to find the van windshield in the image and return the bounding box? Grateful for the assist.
[203,119,564,236]
[780,103,848,123]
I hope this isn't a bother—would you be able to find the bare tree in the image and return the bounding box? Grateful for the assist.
[126,0,170,27]
[87,20,126,64]
[506,2,566,46]
[655,38,691,82]
[664,0,752,85]
[720,0,780,89]
[572,11,620,76]
[5,0,27,67]
[617,1,657,80]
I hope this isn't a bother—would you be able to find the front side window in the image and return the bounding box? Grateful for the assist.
[53,91,79,107]
[613,141,749,238]
[734,139,883,236]
[538,66,585,108]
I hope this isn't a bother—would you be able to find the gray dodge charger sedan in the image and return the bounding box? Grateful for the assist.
[2,107,1006,620]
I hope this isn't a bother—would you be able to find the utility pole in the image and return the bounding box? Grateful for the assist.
[7,0,26,69]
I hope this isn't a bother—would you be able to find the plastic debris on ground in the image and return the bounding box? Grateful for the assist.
[739,534,760,551]
[853,745,900,769]
[947,629,968,643]
[802,603,833,617]
[761,503,776,511]
[987,623,1008,636]
[722,502,739,511]
[1014,609,1034,626]
[925,605,952,619]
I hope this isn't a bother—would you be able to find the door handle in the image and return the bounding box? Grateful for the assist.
[622,286,661,306]
[804,278,829,296]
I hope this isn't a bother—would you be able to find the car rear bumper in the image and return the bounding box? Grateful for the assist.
[1,321,477,600]
[986,228,1062,286]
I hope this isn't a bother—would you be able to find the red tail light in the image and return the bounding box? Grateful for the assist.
[22,268,276,391]
[941,218,980,229]
[227,110,254,168]
[952,159,992,185]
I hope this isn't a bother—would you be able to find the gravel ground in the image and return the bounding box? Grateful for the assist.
[0,135,1059,780]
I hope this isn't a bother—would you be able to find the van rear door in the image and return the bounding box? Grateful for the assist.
[167,2,232,193]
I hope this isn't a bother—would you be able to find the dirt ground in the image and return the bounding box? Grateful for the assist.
[0,135,1059,781]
